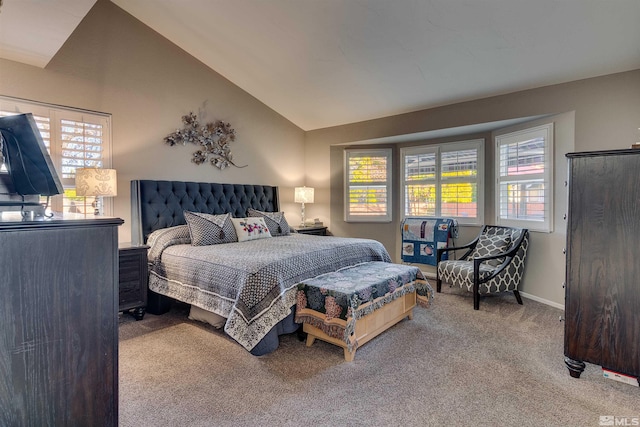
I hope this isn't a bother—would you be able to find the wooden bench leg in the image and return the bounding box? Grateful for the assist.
[306,334,316,347]
[344,348,356,362]
[301,290,420,361]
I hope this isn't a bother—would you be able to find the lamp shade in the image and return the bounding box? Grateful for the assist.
[75,168,117,197]
[294,186,314,204]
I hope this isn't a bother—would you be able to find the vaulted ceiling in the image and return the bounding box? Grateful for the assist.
[1,0,639,130]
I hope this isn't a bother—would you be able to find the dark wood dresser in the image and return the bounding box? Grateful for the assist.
[0,213,123,426]
[564,149,640,381]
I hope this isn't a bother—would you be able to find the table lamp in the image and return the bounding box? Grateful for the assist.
[294,186,314,227]
[75,168,117,215]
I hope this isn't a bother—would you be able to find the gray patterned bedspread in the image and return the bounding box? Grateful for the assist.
[148,233,391,351]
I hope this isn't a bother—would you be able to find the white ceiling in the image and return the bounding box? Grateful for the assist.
[0,0,97,68]
[1,0,639,131]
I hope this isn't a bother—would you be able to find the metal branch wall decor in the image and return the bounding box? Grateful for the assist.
[164,112,247,169]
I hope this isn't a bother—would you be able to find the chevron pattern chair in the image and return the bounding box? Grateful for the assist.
[436,225,529,310]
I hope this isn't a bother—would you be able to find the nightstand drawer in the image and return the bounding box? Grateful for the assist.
[119,279,144,305]
[118,244,149,320]
[294,226,328,236]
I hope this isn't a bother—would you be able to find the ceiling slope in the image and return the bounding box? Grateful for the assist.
[0,0,97,68]
[2,1,639,130]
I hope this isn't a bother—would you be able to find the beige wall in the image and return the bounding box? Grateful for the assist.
[307,69,640,307]
[0,0,306,241]
[1,0,638,307]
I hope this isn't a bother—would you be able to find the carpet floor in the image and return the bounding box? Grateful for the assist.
[118,287,639,426]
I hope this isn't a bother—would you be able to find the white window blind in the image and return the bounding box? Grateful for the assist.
[495,123,553,232]
[58,115,107,185]
[0,97,112,214]
[404,149,437,217]
[344,149,392,222]
[401,140,484,225]
[440,147,479,219]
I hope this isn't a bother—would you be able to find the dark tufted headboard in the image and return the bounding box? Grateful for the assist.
[131,180,279,244]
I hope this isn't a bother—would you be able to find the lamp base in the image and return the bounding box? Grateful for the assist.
[85,196,103,216]
[299,202,306,228]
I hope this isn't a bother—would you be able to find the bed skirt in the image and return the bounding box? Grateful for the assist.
[147,289,299,356]
[249,309,300,355]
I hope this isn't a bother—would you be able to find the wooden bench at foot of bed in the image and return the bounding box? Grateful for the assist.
[294,261,433,362]
[303,290,418,361]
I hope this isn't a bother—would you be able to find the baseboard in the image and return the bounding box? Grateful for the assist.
[519,291,564,310]
[415,266,565,311]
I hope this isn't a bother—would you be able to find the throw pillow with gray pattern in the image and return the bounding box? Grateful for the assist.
[247,208,291,236]
[469,234,511,267]
[184,211,238,246]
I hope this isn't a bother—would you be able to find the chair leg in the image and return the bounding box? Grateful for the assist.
[514,290,523,305]
[473,278,480,310]
[436,278,442,293]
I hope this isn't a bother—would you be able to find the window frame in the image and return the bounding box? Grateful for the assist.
[400,139,484,226]
[0,96,113,215]
[344,148,393,223]
[494,123,554,232]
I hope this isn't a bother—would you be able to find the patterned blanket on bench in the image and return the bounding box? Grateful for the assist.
[295,262,433,351]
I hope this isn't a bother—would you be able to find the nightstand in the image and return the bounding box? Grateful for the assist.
[118,242,149,320]
[293,226,328,236]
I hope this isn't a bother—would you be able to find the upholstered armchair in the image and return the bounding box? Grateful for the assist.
[436,225,529,310]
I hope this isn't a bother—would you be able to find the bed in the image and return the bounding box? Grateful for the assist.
[130,180,392,355]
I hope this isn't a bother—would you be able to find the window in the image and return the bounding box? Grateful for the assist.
[0,96,112,214]
[344,148,392,222]
[495,123,553,232]
[401,139,484,225]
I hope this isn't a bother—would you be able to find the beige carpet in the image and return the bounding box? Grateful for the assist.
[118,288,639,426]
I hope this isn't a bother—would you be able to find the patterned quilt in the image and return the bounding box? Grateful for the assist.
[294,262,433,351]
[148,233,391,351]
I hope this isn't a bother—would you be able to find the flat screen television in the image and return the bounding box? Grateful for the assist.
[0,113,63,211]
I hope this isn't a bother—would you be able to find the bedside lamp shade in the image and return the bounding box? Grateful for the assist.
[75,168,117,215]
[294,186,314,227]
[294,186,314,204]
[75,168,118,197]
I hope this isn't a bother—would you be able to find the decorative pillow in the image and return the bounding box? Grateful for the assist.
[231,217,272,242]
[183,211,238,246]
[146,225,191,264]
[247,208,290,236]
[469,233,512,267]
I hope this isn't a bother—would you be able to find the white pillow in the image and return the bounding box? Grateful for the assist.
[189,305,225,329]
[231,217,272,242]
